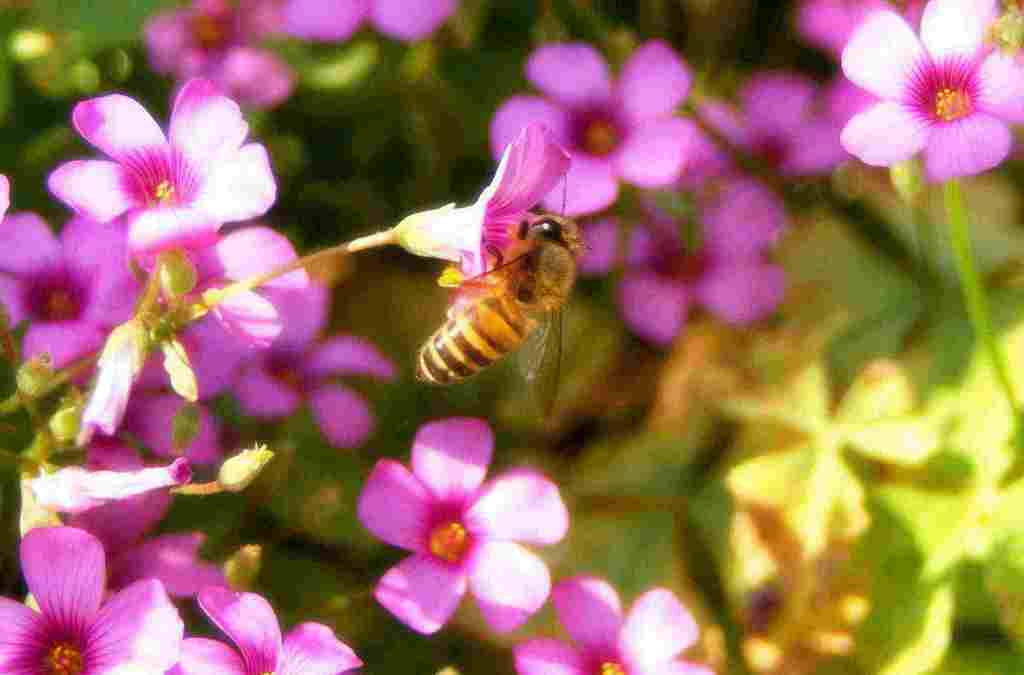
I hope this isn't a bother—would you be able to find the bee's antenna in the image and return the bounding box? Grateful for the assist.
[560,171,568,217]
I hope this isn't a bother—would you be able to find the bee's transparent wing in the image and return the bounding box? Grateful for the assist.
[518,308,564,416]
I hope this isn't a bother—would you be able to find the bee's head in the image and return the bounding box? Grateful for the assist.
[522,215,582,254]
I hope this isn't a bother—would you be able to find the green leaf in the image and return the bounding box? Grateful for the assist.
[30,0,178,52]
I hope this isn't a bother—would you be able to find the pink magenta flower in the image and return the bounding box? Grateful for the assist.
[491,40,693,216]
[396,123,570,277]
[358,418,568,634]
[0,526,183,674]
[840,0,1024,180]
[234,283,395,448]
[146,0,293,108]
[48,78,276,258]
[171,586,361,674]
[514,576,712,675]
[0,214,138,368]
[699,71,850,177]
[29,457,191,514]
[281,0,457,42]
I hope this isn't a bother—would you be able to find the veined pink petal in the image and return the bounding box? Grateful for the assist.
[48,160,135,223]
[112,533,226,597]
[23,321,105,370]
[468,540,551,633]
[616,40,692,122]
[619,589,699,671]
[281,0,370,41]
[796,0,889,55]
[279,623,362,675]
[30,459,191,514]
[195,143,277,223]
[264,284,329,352]
[923,113,1012,180]
[578,218,620,276]
[210,289,282,348]
[358,460,433,552]
[979,51,1024,123]
[0,597,47,673]
[198,588,283,675]
[919,0,988,61]
[696,260,785,325]
[553,576,624,651]
[0,174,9,222]
[170,79,249,168]
[741,72,817,138]
[465,469,568,545]
[526,43,613,108]
[235,363,303,418]
[126,206,220,257]
[617,272,690,347]
[375,554,467,634]
[21,527,106,631]
[485,124,571,224]
[87,579,185,673]
[309,384,374,449]
[490,96,573,161]
[200,226,307,290]
[72,94,166,160]
[370,0,457,41]
[841,11,923,100]
[60,215,133,297]
[840,101,928,166]
[540,154,618,217]
[0,212,61,276]
[171,638,247,675]
[616,117,693,188]
[412,417,493,503]
[128,394,222,465]
[303,335,396,379]
[513,639,587,675]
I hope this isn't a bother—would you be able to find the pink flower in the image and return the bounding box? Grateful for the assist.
[357,417,569,634]
[146,0,293,108]
[0,526,183,674]
[0,213,138,368]
[699,71,850,177]
[396,123,570,277]
[514,576,712,675]
[171,587,361,674]
[796,0,893,55]
[840,0,1024,180]
[491,40,693,216]
[127,393,224,465]
[49,78,276,258]
[281,0,457,42]
[29,457,191,514]
[234,284,395,448]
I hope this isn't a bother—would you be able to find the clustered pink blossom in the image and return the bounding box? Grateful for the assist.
[281,0,458,42]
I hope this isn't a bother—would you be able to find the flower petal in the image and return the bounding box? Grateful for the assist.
[48,160,135,223]
[486,124,571,224]
[195,143,277,223]
[23,321,105,370]
[841,11,923,100]
[280,623,362,675]
[72,94,166,161]
[358,460,432,553]
[797,0,889,55]
[840,101,928,166]
[412,417,493,503]
[540,154,619,217]
[697,100,752,150]
[281,0,370,41]
[979,51,1024,123]
[210,289,282,348]
[490,96,573,161]
[0,277,26,325]
[235,362,303,418]
[526,43,612,108]
[919,0,988,61]
[197,226,307,290]
[170,78,249,168]
[30,459,190,514]
[198,588,282,675]
[78,321,146,444]
[176,318,247,399]
[465,469,568,545]
[780,120,848,176]
[616,40,692,121]
[303,335,396,379]
[923,113,1012,181]
[375,554,467,634]
[128,394,222,465]
[144,10,190,75]
[370,0,457,40]
[0,212,61,276]
[619,589,699,671]
[111,533,226,597]
[309,384,375,449]
[551,576,624,651]
[468,540,551,633]
[513,639,587,675]
[616,117,693,188]
[21,526,105,631]
[215,47,294,109]
[171,638,246,675]
[741,72,817,139]
[0,599,47,674]
[87,579,184,673]
[617,271,690,347]
[264,284,329,352]
[696,260,785,325]
[701,179,786,258]
[578,217,620,276]
[125,207,220,257]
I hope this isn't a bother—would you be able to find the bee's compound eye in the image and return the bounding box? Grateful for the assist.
[531,218,562,240]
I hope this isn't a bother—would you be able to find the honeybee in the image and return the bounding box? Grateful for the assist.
[415,215,582,403]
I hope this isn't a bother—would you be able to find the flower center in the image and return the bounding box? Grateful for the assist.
[599,662,626,675]
[934,87,972,122]
[429,521,470,563]
[583,119,620,156]
[46,642,83,675]
[153,179,176,206]
[191,13,231,50]
[44,289,78,321]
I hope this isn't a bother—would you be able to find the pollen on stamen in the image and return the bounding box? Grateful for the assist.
[429,521,470,563]
[46,642,83,675]
[599,661,626,675]
[934,87,972,122]
[583,119,619,156]
[153,180,176,206]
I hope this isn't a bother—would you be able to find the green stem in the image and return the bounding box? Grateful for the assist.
[944,179,1019,412]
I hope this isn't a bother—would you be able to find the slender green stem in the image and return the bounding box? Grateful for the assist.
[944,179,1019,412]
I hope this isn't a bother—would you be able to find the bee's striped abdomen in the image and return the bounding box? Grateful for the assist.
[416,296,529,384]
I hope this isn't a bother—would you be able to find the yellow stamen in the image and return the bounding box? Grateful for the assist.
[935,87,972,122]
[429,521,470,563]
[45,290,76,320]
[46,643,83,675]
[153,180,175,205]
[583,120,619,156]
[437,266,464,288]
[599,662,626,675]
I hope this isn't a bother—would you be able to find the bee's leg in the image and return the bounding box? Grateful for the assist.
[485,244,504,269]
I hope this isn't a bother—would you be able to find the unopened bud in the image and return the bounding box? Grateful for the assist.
[393,204,460,261]
[224,544,263,590]
[157,250,198,297]
[993,6,1024,52]
[16,355,54,397]
[890,159,924,205]
[218,445,274,492]
[48,399,82,445]
[171,402,201,453]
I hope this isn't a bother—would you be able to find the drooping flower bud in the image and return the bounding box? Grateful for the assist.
[157,249,199,297]
[224,544,263,590]
[30,458,192,513]
[48,395,83,445]
[16,354,54,398]
[78,319,149,445]
[218,444,274,492]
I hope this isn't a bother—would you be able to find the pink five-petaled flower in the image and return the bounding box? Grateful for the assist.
[146,0,293,108]
[281,0,457,42]
[48,77,276,258]
[491,40,693,217]
[171,587,362,675]
[514,576,712,675]
[0,526,183,674]
[0,213,138,369]
[358,417,569,634]
[395,123,570,278]
[840,0,1024,180]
